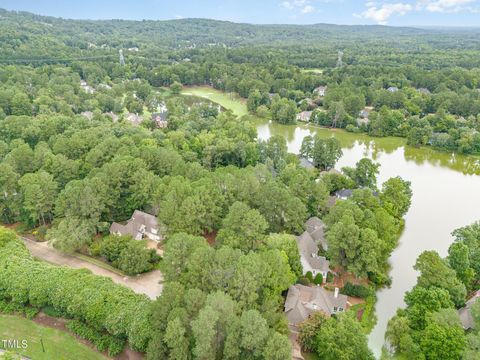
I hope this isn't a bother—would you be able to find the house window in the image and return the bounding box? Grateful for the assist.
[333,307,337,312]
[338,307,343,312]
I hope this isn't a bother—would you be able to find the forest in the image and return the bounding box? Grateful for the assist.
[0,7,479,360]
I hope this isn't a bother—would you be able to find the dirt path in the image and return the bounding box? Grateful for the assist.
[21,237,163,300]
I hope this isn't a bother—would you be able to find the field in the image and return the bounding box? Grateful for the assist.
[181,86,248,117]
[0,314,106,360]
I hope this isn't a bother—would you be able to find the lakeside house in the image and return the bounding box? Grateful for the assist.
[296,217,329,283]
[458,290,480,330]
[284,284,348,329]
[110,210,162,242]
[313,86,327,97]
[296,110,312,122]
[299,157,315,169]
[357,106,373,126]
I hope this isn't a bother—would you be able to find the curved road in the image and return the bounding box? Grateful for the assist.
[21,237,163,300]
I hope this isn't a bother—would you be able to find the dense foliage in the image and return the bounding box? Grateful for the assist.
[384,221,480,360]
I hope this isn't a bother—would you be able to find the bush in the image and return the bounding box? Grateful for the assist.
[326,272,334,283]
[340,282,373,299]
[306,271,313,282]
[298,276,311,286]
[42,305,65,318]
[67,320,126,356]
[313,273,323,285]
[0,239,152,351]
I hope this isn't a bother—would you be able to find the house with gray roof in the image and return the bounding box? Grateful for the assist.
[110,210,161,242]
[335,189,354,200]
[297,217,329,281]
[152,112,168,128]
[313,86,327,97]
[299,157,315,170]
[296,111,312,122]
[387,86,399,93]
[284,284,348,329]
[458,290,480,330]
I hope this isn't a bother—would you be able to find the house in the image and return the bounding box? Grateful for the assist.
[104,111,119,123]
[80,80,95,94]
[152,112,168,128]
[126,113,144,126]
[299,157,315,170]
[80,111,93,120]
[296,232,329,282]
[296,111,312,122]
[387,86,399,93]
[284,284,348,329]
[305,216,328,251]
[417,88,431,95]
[313,86,327,97]
[335,189,354,200]
[458,290,480,330]
[110,210,162,242]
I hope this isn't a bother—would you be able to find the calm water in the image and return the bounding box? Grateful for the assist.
[256,120,480,357]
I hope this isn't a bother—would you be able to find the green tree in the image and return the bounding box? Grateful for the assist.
[19,170,58,225]
[342,158,380,189]
[420,322,465,360]
[380,176,412,218]
[164,317,189,360]
[271,98,297,124]
[216,201,268,251]
[170,82,183,95]
[263,332,291,360]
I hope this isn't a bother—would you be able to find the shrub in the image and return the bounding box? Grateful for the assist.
[115,241,153,275]
[298,276,311,286]
[42,305,65,318]
[67,320,126,356]
[313,273,323,285]
[306,271,313,282]
[340,282,373,299]
[326,272,334,283]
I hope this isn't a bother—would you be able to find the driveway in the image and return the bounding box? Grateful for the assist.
[21,237,163,300]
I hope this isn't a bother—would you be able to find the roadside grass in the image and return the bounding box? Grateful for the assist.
[0,314,106,360]
[181,86,248,117]
[73,253,125,276]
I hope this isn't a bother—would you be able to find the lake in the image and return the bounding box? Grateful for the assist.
[255,119,480,357]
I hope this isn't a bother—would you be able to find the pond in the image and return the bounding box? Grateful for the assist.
[255,120,480,357]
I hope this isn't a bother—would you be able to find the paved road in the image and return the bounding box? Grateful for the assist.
[21,237,163,300]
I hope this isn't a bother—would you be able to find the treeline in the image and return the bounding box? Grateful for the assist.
[384,222,480,359]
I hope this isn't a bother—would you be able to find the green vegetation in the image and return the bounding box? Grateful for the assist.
[384,221,480,360]
[0,314,105,360]
[182,86,248,117]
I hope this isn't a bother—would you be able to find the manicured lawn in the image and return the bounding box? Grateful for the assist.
[0,314,106,360]
[181,86,248,117]
[300,68,323,75]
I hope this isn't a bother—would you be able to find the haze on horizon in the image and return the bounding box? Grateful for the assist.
[1,0,480,27]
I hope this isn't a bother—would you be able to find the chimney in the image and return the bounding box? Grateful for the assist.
[334,287,339,298]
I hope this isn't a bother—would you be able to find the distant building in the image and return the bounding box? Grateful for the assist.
[335,189,354,200]
[313,86,327,97]
[110,210,161,242]
[126,113,144,126]
[80,80,95,94]
[104,111,119,123]
[80,111,93,120]
[296,111,312,122]
[458,290,480,330]
[152,112,168,128]
[357,107,371,126]
[284,284,348,329]
[417,88,431,95]
[387,86,399,93]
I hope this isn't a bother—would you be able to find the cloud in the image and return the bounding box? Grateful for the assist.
[416,0,476,12]
[279,0,316,14]
[302,5,316,13]
[357,2,413,24]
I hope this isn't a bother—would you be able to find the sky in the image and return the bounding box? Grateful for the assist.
[1,0,480,27]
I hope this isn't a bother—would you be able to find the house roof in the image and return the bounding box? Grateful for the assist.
[299,157,315,169]
[284,284,348,326]
[335,189,353,198]
[458,290,480,330]
[305,217,327,251]
[296,111,312,122]
[296,231,329,272]
[110,210,158,240]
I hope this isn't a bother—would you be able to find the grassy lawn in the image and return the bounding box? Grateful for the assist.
[181,86,248,117]
[73,253,125,275]
[0,314,106,360]
[300,68,323,75]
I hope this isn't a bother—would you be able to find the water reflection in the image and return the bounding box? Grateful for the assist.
[255,119,480,357]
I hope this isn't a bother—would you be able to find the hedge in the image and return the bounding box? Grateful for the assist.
[0,238,152,352]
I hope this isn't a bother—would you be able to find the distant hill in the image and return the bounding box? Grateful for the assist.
[1,8,479,62]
